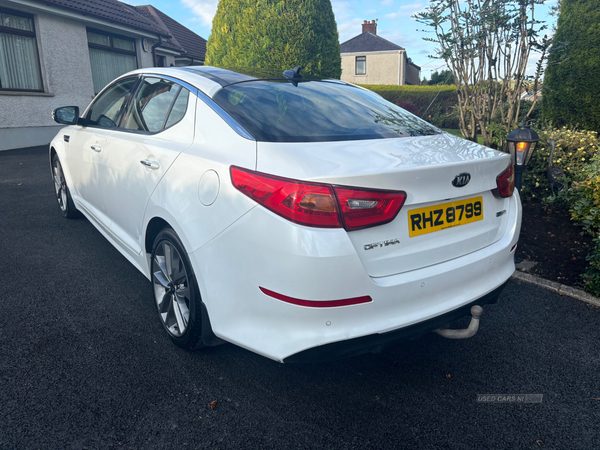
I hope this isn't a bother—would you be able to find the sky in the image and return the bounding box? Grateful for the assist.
[126,0,558,79]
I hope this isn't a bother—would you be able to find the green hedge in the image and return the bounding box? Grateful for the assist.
[359,84,459,127]
[543,0,600,132]
[542,131,600,296]
[520,127,600,202]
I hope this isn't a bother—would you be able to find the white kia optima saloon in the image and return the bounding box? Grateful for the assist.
[50,66,521,362]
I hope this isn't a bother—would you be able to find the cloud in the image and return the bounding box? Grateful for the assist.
[331,1,355,22]
[338,18,364,43]
[381,0,394,6]
[378,29,412,46]
[386,2,424,19]
[180,0,219,26]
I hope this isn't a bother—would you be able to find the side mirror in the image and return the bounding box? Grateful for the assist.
[52,106,79,125]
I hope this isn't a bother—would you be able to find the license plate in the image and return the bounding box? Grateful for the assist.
[408,196,483,237]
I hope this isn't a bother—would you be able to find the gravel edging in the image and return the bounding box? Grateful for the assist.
[512,270,600,307]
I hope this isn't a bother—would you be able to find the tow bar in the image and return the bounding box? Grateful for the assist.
[433,305,483,339]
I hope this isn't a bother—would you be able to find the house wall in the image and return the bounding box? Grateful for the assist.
[340,51,402,85]
[405,63,421,85]
[0,3,159,150]
[154,50,177,67]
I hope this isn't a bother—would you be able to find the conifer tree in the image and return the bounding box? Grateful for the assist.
[206,0,341,79]
[543,0,600,131]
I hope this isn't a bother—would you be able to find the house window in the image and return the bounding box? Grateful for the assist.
[355,56,366,75]
[0,8,43,91]
[87,29,137,94]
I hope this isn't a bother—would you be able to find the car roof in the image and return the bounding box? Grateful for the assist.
[126,66,350,98]
[126,66,254,98]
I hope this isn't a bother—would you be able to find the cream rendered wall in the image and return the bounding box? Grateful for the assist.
[341,51,402,85]
[0,6,159,150]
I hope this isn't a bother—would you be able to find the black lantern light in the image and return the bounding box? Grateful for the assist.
[505,116,539,190]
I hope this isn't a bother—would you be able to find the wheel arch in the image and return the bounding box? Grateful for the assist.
[49,139,76,194]
[145,216,171,254]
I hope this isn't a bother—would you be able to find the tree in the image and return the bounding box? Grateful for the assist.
[415,0,549,147]
[206,0,341,79]
[428,70,455,85]
[543,0,600,132]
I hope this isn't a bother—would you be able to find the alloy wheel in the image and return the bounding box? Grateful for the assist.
[152,241,191,337]
[53,159,68,212]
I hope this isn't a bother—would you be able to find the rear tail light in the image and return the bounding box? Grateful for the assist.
[230,166,340,228]
[231,166,407,231]
[492,163,515,198]
[334,187,407,230]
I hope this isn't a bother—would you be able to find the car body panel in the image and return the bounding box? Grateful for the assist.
[255,133,504,196]
[66,129,111,214]
[98,92,197,259]
[255,134,513,276]
[141,95,258,265]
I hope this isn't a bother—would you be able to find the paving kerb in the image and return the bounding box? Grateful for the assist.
[512,270,600,308]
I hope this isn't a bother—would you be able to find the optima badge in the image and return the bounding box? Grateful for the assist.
[364,238,400,251]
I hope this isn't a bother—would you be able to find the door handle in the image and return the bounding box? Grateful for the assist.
[140,159,160,170]
[91,145,102,152]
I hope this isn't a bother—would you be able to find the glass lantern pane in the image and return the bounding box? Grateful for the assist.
[525,142,536,166]
[515,141,529,165]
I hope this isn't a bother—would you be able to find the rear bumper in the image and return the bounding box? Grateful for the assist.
[189,192,520,363]
[283,281,507,363]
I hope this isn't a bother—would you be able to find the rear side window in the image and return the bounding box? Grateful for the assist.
[165,89,189,129]
[87,77,137,128]
[123,77,189,133]
[212,81,440,142]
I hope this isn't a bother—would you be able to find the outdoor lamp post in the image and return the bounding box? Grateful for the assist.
[506,116,540,191]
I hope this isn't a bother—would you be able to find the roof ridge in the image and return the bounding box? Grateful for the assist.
[141,5,183,50]
[339,32,363,47]
[39,0,171,36]
[103,0,171,36]
[366,32,404,50]
[340,31,405,54]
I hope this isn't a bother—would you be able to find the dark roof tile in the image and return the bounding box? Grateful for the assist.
[41,0,169,35]
[134,5,206,61]
[340,32,404,53]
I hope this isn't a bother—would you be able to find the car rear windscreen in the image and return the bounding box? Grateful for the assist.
[212,80,440,142]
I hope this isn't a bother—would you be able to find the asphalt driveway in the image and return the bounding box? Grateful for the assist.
[1,146,600,449]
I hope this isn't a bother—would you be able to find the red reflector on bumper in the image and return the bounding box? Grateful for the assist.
[260,287,372,308]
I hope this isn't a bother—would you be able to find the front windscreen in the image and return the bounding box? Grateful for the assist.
[212,81,441,142]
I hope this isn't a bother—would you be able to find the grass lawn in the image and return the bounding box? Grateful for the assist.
[441,128,484,145]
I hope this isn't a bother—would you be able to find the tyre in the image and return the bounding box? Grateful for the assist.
[151,228,204,350]
[51,154,79,218]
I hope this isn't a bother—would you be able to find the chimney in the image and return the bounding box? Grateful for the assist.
[362,20,377,35]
